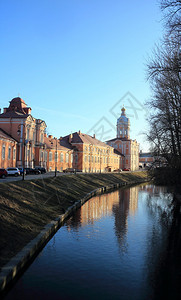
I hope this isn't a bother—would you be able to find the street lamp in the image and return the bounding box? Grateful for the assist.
[17,124,26,180]
[50,138,58,177]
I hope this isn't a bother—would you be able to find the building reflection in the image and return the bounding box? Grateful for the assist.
[66,186,139,251]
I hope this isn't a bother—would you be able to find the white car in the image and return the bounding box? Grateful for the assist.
[6,167,20,176]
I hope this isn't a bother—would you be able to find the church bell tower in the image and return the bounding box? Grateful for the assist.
[117,107,130,139]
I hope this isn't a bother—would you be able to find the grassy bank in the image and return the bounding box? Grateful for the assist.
[0,171,148,270]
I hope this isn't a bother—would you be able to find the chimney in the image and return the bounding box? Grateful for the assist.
[3,108,7,113]
[69,133,73,143]
[78,130,81,135]
[44,133,47,137]
[48,135,53,139]
[0,108,1,114]
[93,133,96,138]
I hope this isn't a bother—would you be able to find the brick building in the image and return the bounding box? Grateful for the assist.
[0,129,17,168]
[44,134,74,172]
[107,107,139,171]
[0,97,47,168]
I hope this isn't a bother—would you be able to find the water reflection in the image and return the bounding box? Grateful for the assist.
[3,184,181,300]
[67,187,139,252]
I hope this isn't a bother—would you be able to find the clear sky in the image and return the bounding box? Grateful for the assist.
[0,0,163,151]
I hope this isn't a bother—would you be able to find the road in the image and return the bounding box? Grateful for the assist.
[0,172,69,183]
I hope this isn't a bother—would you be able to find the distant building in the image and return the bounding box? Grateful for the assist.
[60,131,121,172]
[0,97,46,168]
[139,151,155,168]
[0,129,17,168]
[107,107,139,171]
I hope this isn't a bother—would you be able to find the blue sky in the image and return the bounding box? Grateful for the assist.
[0,0,163,151]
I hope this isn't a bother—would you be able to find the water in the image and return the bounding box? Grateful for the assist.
[3,184,180,299]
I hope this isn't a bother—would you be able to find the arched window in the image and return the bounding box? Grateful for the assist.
[49,152,52,162]
[8,146,11,160]
[13,148,16,160]
[60,153,63,162]
[27,128,30,140]
[2,144,5,160]
[45,152,47,162]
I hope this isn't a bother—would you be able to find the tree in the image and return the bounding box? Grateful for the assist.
[146,1,181,169]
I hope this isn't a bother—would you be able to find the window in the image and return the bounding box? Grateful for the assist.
[85,146,87,151]
[27,128,30,140]
[8,146,11,160]
[66,153,69,163]
[33,131,36,142]
[13,148,16,160]
[71,153,73,163]
[84,155,87,162]
[41,133,43,143]
[45,152,47,162]
[2,145,5,160]
[95,156,96,163]
[49,152,52,162]
[60,153,63,162]
[75,154,78,163]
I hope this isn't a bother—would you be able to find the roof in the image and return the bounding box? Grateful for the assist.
[106,137,131,142]
[62,132,112,148]
[44,135,73,151]
[114,149,125,156]
[0,128,17,143]
[0,111,28,118]
[0,97,31,119]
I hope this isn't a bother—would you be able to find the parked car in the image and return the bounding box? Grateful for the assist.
[6,167,20,176]
[18,167,26,175]
[113,169,122,173]
[63,168,75,173]
[0,168,8,178]
[24,168,41,175]
[123,168,130,171]
[35,167,46,173]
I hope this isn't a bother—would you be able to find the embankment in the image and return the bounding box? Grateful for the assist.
[0,171,148,289]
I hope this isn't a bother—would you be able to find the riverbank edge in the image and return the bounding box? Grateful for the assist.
[0,178,148,294]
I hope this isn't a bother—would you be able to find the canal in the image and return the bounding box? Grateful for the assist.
[3,184,181,299]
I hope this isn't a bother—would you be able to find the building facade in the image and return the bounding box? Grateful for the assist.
[44,134,74,172]
[60,131,121,173]
[107,107,139,171]
[0,97,47,168]
[0,129,17,168]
